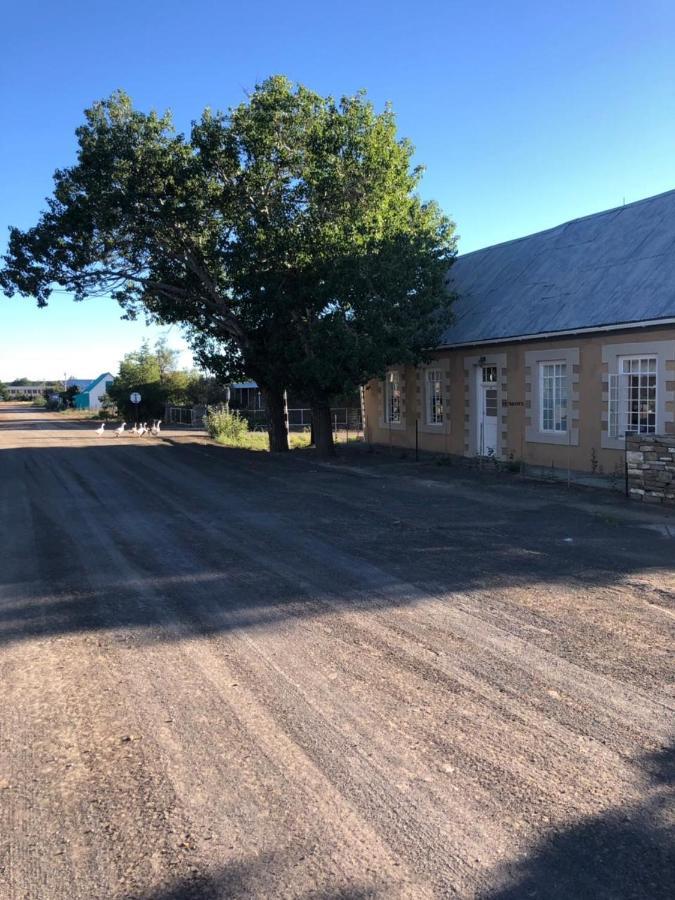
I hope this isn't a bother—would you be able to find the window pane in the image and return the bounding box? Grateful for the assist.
[541,362,567,431]
[426,369,443,424]
[485,389,498,416]
[620,357,657,434]
[385,372,401,423]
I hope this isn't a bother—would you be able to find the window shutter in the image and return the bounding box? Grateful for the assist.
[618,372,629,437]
[608,373,618,438]
[608,373,630,438]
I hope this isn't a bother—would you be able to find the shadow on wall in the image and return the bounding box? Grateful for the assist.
[481,744,675,900]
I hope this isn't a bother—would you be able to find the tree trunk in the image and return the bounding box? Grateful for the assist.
[261,386,289,452]
[311,401,335,457]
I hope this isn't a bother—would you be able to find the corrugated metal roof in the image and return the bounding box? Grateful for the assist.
[66,378,95,392]
[80,372,114,394]
[441,189,675,347]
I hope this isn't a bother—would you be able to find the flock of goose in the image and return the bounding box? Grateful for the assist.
[95,420,162,437]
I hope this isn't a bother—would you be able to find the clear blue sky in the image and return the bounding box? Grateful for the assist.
[1,0,674,381]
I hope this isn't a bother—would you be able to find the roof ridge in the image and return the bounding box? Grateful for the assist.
[455,187,675,260]
[81,372,113,392]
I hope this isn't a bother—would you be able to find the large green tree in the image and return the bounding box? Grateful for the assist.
[0,76,456,454]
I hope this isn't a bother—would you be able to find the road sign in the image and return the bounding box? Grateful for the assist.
[130,392,141,404]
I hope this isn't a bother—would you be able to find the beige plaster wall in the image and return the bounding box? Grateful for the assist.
[363,325,675,475]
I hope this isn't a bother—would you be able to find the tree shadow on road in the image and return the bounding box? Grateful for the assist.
[132,852,380,900]
[111,744,675,899]
[480,743,674,900]
[142,878,377,900]
[0,440,673,656]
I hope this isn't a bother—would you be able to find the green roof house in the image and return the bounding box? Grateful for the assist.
[73,373,114,411]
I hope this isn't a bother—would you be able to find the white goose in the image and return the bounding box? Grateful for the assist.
[151,419,162,436]
[114,422,126,437]
[129,423,139,436]
[138,422,147,437]
[95,422,106,436]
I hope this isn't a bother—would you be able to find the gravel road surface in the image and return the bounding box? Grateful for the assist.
[0,404,673,899]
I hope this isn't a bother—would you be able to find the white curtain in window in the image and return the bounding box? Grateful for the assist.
[426,369,443,424]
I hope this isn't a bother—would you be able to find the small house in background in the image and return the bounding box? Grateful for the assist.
[229,381,264,410]
[73,373,114,411]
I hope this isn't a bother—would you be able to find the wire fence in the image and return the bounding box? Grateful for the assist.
[165,404,364,438]
[287,407,363,433]
[165,404,207,427]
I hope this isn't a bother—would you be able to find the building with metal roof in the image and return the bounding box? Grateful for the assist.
[441,189,675,347]
[365,190,675,483]
[72,373,114,411]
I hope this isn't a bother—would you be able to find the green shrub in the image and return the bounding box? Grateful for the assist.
[203,407,250,444]
[32,395,47,407]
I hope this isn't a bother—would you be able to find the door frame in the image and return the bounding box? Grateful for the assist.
[477,370,499,456]
[463,352,507,458]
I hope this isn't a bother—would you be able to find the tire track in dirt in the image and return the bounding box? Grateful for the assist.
[40,438,674,895]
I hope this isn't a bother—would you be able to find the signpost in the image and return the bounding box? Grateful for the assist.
[130,392,141,425]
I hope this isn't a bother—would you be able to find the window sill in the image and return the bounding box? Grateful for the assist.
[419,422,447,435]
[525,426,578,446]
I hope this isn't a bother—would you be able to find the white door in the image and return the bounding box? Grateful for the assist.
[477,366,498,456]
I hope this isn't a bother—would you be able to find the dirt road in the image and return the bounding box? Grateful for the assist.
[1,404,673,899]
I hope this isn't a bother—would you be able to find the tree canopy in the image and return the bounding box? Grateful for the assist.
[116,337,181,386]
[108,337,203,420]
[0,76,457,453]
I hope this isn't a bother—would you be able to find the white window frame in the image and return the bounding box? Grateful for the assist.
[425,368,444,425]
[612,355,658,437]
[525,347,579,447]
[384,370,401,424]
[602,341,675,449]
[539,361,568,433]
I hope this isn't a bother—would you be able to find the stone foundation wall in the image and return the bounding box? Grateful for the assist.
[626,434,675,505]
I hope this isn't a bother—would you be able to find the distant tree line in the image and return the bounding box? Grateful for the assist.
[106,337,229,421]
